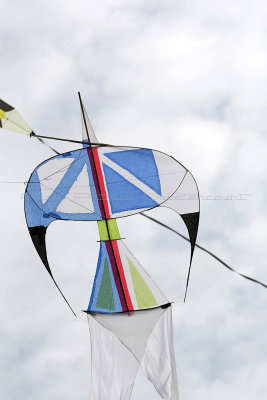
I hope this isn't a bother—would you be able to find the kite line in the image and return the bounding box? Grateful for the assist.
[1,99,265,295]
[140,213,267,290]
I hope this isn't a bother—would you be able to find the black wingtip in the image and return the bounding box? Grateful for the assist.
[28,225,76,316]
[180,212,200,257]
[180,212,200,302]
[28,226,51,275]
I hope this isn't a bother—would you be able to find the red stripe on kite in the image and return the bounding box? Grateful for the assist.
[86,148,105,219]
[91,147,111,219]
[111,240,133,311]
[105,241,127,312]
[87,146,133,311]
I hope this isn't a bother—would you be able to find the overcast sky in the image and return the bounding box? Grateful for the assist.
[0,1,267,399]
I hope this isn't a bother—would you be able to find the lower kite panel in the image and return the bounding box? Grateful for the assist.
[87,305,179,400]
[88,240,169,314]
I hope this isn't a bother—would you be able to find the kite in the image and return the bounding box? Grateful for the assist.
[0,95,200,399]
[1,96,266,399]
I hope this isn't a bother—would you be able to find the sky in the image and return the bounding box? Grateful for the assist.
[0,0,267,399]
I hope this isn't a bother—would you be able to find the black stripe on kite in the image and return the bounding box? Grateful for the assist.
[0,99,14,112]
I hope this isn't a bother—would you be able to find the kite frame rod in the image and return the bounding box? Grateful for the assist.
[31,132,110,147]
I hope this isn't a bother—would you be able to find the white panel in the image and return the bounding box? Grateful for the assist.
[37,157,75,204]
[162,171,199,214]
[117,240,169,309]
[56,164,94,213]
[91,307,165,362]
[153,150,187,202]
[142,306,179,400]
[88,315,140,400]
[88,306,178,400]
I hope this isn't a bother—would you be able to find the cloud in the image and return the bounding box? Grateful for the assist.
[0,0,266,399]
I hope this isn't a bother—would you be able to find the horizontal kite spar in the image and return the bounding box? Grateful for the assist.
[31,132,108,147]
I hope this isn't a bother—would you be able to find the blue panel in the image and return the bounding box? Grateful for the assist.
[88,242,122,313]
[25,149,103,228]
[25,170,55,228]
[103,163,158,213]
[43,157,85,212]
[44,150,101,218]
[82,139,90,148]
[104,149,162,195]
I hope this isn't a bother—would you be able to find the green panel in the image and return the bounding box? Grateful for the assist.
[127,256,157,309]
[108,219,121,239]
[97,220,109,241]
[97,219,121,241]
[96,258,115,310]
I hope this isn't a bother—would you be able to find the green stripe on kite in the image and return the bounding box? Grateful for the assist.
[96,258,115,310]
[127,256,157,309]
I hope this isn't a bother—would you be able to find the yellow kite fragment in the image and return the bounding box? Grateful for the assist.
[0,109,5,119]
[0,99,32,135]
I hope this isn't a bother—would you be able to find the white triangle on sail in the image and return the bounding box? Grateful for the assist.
[56,164,94,213]
[81,102,98,144]
[37,157,75,204]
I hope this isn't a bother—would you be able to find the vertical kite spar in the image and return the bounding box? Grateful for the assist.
[78,93,179,399]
